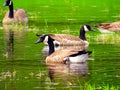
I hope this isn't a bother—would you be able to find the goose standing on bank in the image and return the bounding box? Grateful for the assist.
[3,0,28,25]
[95,21,120,33]
[35,34,92,64]
[36,24,94,47]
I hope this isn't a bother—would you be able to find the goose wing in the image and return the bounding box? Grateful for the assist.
[96,22,120,31]
[49,34,85,45]
[46,49,79,64]
[59,45,86,51]
[15,9,27,18]
[14,9,28,23]
[109,22,120,31]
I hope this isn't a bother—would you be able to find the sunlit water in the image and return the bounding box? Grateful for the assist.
[0,0,120,90]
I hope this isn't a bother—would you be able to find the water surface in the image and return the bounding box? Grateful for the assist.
[0,0,120,90]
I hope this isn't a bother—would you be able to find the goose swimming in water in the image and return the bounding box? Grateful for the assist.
[3,0,28,25]
[36,24,94,47]
[95,21,120,33]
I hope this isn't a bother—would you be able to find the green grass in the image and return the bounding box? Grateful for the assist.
[1,0,120,24]
[83,83,119,90]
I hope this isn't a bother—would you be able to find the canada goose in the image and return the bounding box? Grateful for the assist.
[36,24,93,47]
[2,0,28,25]
[46,49,92,64]
[95,22,120,33]
[35,34,92,64]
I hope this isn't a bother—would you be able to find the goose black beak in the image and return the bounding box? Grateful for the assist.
[36,34,42,37]
[91,28,95,32]
[87,51,92,55]
[35,34,44,44]
[35,39,42,44]
[3,3,7,6]
[90,26,95,31]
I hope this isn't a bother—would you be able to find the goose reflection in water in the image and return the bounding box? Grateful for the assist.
[47,62,88,82]
[3,24,27,59]
[3,25,14,59]
[5,31,14,59]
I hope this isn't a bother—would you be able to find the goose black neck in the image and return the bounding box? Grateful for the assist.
[8,2,14,18]
[48,37,55,55]
[79,28,86,40]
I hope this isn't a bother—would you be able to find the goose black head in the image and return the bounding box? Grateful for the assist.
[79,24,94,40]
[35,34,55,55]
[82,24,94,32]
[3,0,12,6]
[35,34,48,44]
[35,34,54,44]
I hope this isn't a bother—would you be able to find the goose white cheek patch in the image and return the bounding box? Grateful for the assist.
[44,36,48,43]
[84,25,89,31]
[9,1,12,5]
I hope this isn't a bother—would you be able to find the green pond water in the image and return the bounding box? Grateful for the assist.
[0,0,120,90]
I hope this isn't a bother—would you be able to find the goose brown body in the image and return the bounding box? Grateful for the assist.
[41,45,86,57]
[36,33,89,47]
[96,21,120,32]
[3,9,28,24]
[49,34,86,46]
[14,9,28,23]
[46,49,79,64]
[46,49,91,64]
